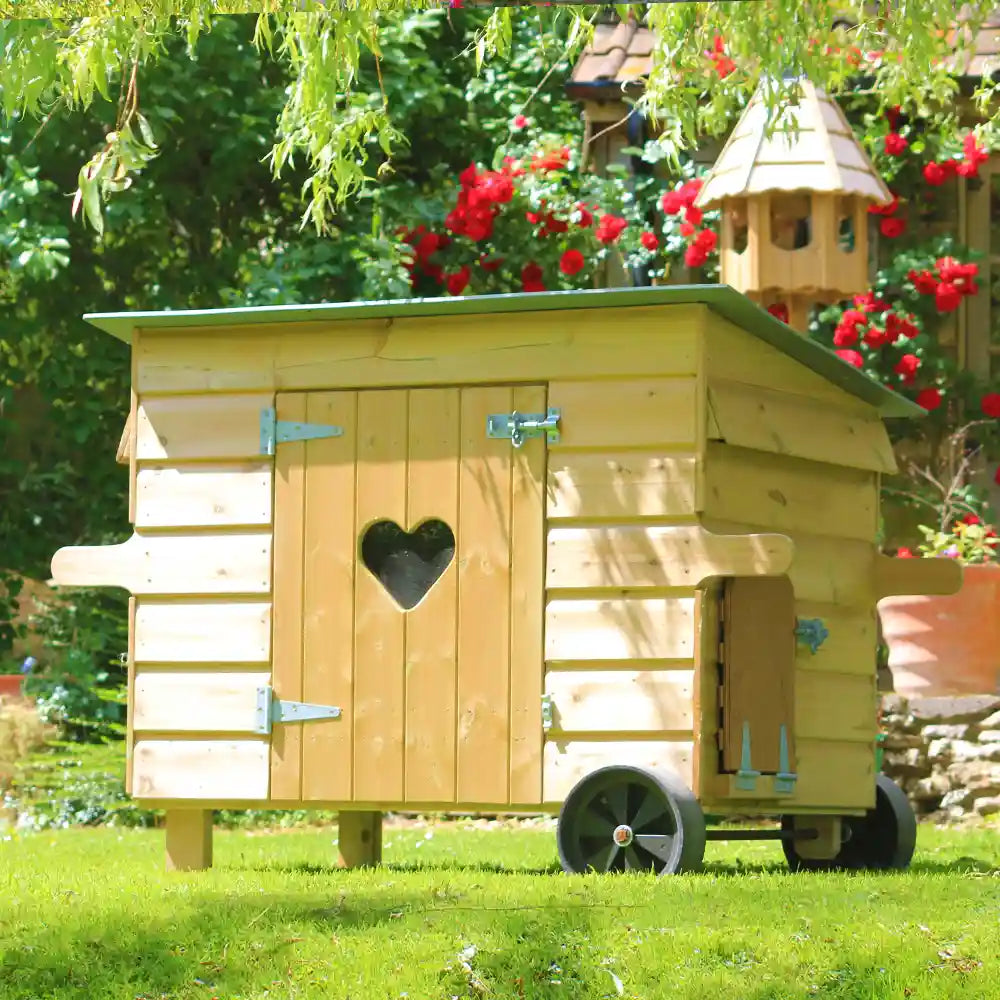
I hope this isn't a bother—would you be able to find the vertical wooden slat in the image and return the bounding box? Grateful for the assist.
[127,387,138,524]
[508,385,546,805]
[404,388,460,803]
[270,392,306,801]
[301,391,357,801]
[457,386,513,804]
[125,595,136,795]
[353,389,408,803]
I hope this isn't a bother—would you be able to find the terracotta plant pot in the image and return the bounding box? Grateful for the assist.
[878,563,1000,696]
[0,674,24,700]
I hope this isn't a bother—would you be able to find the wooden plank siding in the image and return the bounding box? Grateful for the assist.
[132,306,702,395]
[540,375,707,805]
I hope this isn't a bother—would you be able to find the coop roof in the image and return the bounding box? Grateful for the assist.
[694,77,892,209]
[84,284,921,418]
[567,7,1000,94]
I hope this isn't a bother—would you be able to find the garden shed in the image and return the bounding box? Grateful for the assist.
[50,284,960,872]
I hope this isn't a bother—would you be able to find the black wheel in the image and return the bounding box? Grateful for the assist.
[782,774,917,872]
[556,765,706,875]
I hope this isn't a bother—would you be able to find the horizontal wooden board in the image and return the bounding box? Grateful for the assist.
[546,452,701,521]
[135,394,272,461]
[133,670,272,732]
[549,378,699,451]
[707,380,897,474]
[134,600,271,663]
[546,525,793,590]
[135,464,272,528]
[791,738,875,810]
[703,443,878,542]
[795,671,876,744]
[134,306,702,394]
[545,597,696,661]
[793,601,878,676]
[702,313,878,410]
[545,669,695,733]
[701,517,876,607]
[51,531,271,596]
[542,739,694,804]
[131,739,269,800]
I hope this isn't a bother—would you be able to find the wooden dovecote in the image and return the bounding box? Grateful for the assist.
[695,77,892,331]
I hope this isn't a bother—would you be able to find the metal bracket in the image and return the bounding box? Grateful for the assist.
[540,693,555,731]
[253,686,342,735]
[259,406,344,456]
[735,720,760,791]
[774,724,798,794]
[795,617,829,655]
[486,408,561,448]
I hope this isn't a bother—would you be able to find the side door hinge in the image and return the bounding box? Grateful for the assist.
[486,408,560,448]
[254,685,342,735]
[260,406,344,456]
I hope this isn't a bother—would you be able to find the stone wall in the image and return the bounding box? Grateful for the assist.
[880,694,1000,820]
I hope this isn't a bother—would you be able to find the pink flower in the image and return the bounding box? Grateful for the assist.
[512,114,528,130]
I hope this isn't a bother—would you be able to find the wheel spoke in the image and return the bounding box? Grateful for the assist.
[584,842,621,873]
[603,783,629,824]
[623,845,649,872]
[629,789,670,833]
[577,810,616,839]
[634,833,678,864]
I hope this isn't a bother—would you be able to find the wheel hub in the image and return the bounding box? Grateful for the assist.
[612,824,633,847]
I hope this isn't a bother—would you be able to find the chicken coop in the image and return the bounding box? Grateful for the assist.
[50,285,961,874]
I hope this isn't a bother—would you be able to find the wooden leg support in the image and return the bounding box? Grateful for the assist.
[793,815,842,860]
[165,808,214,872]
[337,810,383,868]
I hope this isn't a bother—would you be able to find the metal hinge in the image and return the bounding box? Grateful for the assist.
[735,720,761,791]
[486,408,560,448]
[259,406,344,456]
[774,724,798,794]
[253,685,342,735]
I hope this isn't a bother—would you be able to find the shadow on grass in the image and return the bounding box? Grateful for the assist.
[247,858,564,876]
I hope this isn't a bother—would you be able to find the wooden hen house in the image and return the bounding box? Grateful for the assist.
[51,285,960,874]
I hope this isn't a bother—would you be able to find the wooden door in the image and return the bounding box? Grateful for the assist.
[720,575,796,775]
[270,385,547,809]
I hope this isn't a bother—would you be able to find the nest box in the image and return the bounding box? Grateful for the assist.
[695,77,892,330]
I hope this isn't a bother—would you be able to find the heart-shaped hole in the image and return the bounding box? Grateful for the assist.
[361,518,456,610]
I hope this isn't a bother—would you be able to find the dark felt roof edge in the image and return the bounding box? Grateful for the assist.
[83,283,923,419]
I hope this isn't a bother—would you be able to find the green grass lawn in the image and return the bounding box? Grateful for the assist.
[1,818,998,1000]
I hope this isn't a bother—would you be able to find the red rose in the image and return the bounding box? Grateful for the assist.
[869,193,899,216]
[839,308,868,333]
[445,265,471,296]
[886,105,903,130]
[512,114,528,130]
[574,203,594,227]
[595,214,628,244]
[923,161,948,186]
[661,190,684,215]
[880,217,906,238]
[836,349,864,368]
[934,281,962,313]
[908,269,938,295]
[896,547,915,558]
[916,387,942,411]
[833,323,860,347]
[679,221,696,237]
[479,254,504,272]
[684,244,709,268]
[995,465,1000,486]
[884,132,908,156]
[684,205,704,226]
[559,249,585,276]
[541,212,568,236]
[767,303,789,323]
[894,353,921,383]
[640,231,660,251]
[961,514,981,525]
[521,261,545,293]
[863,326,890,349]
[459,163,478,188]
[981,393,1000,418]
[695,228,718,251]
[854,291,890,314]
